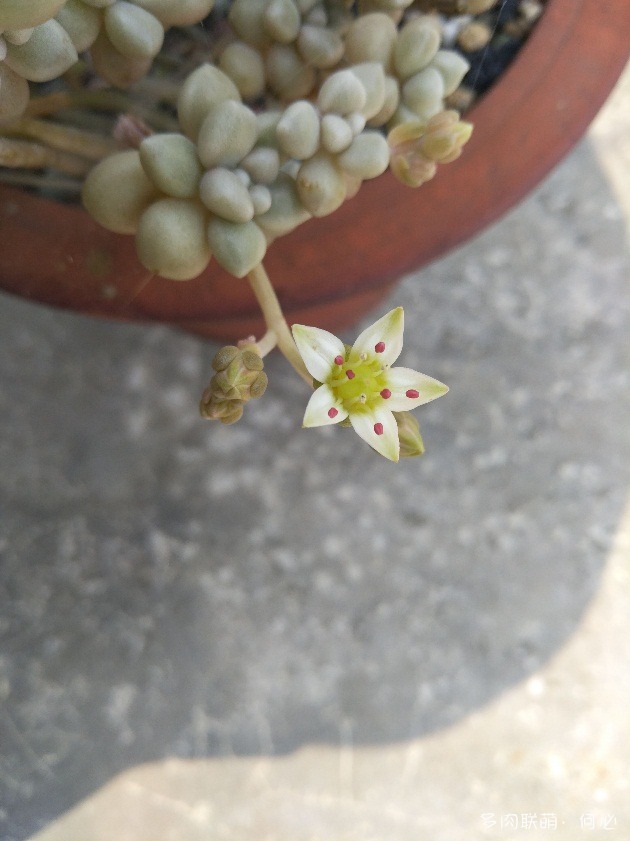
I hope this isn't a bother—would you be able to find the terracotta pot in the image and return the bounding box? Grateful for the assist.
[1,0,629,341]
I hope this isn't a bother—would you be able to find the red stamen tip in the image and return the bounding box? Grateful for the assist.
[334,355,344,366]
[346,369,355,379]
[328,407,339,418]
[380,389,391,399]
[406,389,420,399]
[374,342,386,353]
[374,422,384,436]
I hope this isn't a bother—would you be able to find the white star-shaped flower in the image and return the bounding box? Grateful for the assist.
[292,307,448,462]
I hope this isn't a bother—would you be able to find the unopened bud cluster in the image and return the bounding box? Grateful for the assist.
[199,344,268,424]
[82,3,474,281]
[0,1,215,122]
[388,108,472,186]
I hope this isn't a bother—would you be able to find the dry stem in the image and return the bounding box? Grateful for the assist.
[0,138,93,176]
[4,118,120,161]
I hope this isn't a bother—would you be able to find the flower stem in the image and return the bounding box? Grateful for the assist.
[247,264,311,386]
[255,329,278,357]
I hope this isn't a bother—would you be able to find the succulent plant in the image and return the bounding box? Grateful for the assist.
[0,0,214,121]
[81,6,471,282]
[0,0,486,454]
[0,1,76,122]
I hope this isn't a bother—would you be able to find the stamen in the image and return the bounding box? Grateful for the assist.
[328,407,339,418]
[346,369,355,379]
[359,352,368,361]
[360,394,367,403]
[334,355,344,366]
[374,341,386,353]
[406,389,419,399]
[380,389,391,399]
[374,422,384,435]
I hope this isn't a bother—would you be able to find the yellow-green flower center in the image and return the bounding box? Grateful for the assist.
[327,356,388,413]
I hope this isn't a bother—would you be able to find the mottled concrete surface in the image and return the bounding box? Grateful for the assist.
[1,64,629,841]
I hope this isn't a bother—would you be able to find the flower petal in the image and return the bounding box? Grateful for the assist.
[350,406,399,462]
[384,367,449,411]
[303,384,348,427]
[292,323,346,382]
[350,307,404,366]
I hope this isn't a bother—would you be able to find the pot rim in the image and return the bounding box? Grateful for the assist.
[1,0,629,335]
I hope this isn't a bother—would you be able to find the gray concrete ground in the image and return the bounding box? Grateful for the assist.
[0,64,629,841]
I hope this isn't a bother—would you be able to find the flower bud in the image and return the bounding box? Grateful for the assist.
[388,110,473,187]
[200,345,268,423]
[212,345,240,371]
[416,110,473,162]
[394,411,425,457]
